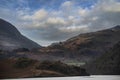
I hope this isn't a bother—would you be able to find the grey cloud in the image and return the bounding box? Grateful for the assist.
[24,26,76,41]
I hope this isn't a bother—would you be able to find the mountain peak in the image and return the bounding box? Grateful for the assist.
[0,19,41,50]
[111,25,120,30]
[0,18,21,36]
[0,18,6,21]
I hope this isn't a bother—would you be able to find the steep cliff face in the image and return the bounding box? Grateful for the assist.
[0,19,41,50]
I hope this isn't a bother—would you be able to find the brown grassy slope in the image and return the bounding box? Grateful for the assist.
[0,57,89,79]
[0,58,64,79]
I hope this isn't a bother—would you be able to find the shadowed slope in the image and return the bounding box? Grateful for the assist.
[0,19,41,50]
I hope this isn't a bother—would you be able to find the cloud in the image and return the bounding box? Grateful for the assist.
[79,0,120,31]
[46,17,65,25]
[0,0,120,46]
[22,9,48,21]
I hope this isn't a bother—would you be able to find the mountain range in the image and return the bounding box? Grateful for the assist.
[27,25,120,63]
[0,19,120,78]
[0,19,120,63]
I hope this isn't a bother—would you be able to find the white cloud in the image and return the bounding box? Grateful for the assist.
[21,9,48,21]
[47,17,65,25]
[32,9,48,20]
[95,0,120,12]
[80,0,120,31]
[78,8,89,17]
[59,25,89,33]
[61,1,73,8]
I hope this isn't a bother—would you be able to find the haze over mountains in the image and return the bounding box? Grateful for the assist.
[0,19,41,50]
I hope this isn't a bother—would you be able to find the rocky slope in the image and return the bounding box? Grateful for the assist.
[0,19,41,50]
[85,41,120,75]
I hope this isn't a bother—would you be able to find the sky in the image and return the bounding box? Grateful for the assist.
[0,0,120,46]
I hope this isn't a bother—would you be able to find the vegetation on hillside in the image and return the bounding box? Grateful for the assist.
[36,60,89,76]
[85,41,120,74]
[14,57,34,68]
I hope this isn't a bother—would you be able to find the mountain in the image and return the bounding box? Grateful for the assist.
[85,41,120,75]
[0,19,41,50]
[32,25,120,63]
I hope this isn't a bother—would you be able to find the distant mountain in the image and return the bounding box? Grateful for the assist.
[85,41,120,75]
[34,25,120,62]
[0,19,41,50]
[63,25,120,51]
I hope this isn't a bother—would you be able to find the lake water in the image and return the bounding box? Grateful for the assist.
[66,62,86,66]
[4,75,120,80]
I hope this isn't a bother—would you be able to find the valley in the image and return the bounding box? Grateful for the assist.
[0,19,120,78]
